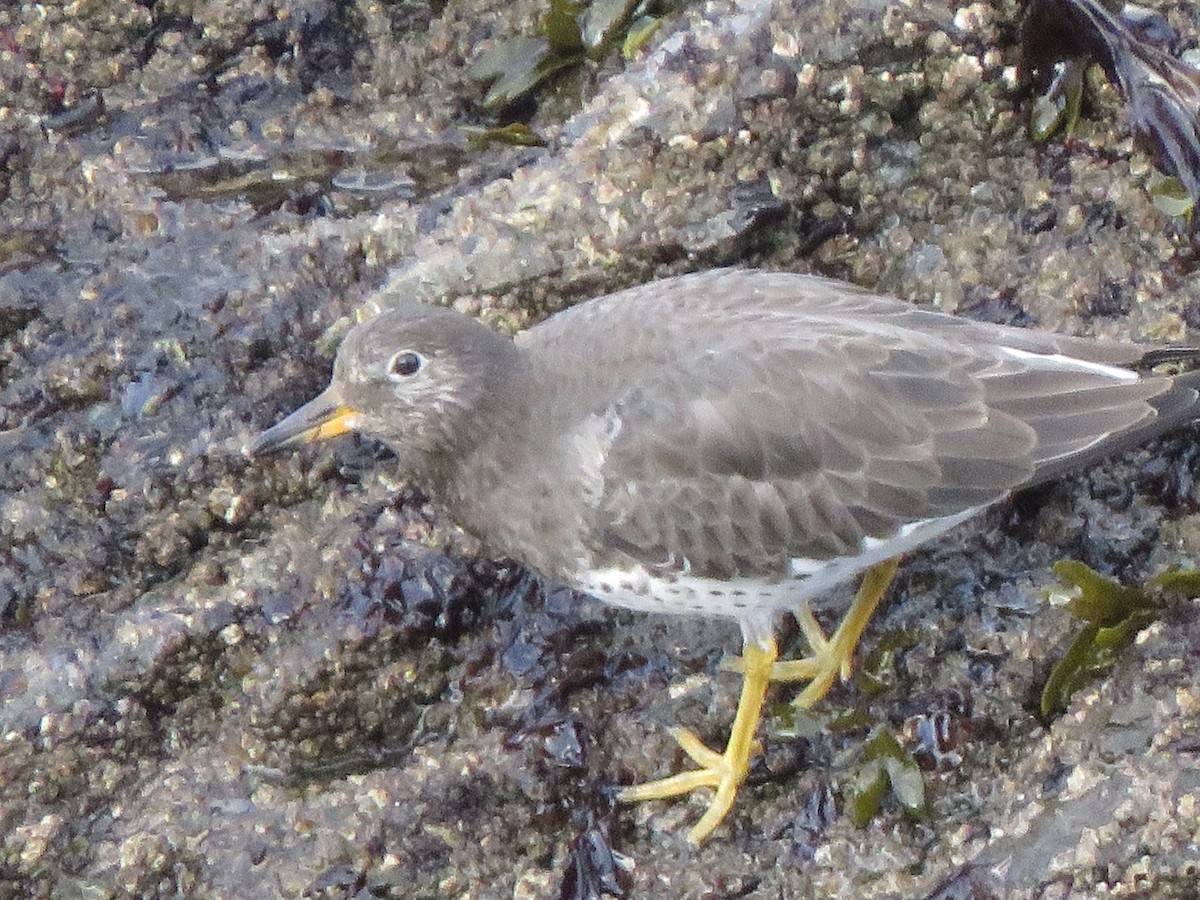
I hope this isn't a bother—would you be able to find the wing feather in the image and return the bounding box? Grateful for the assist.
[513,270,1184,582]
[589,333,1039,579]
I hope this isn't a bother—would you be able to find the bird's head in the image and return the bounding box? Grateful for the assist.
[250,303,520,478]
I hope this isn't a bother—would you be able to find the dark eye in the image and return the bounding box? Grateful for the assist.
[387,350,424,379]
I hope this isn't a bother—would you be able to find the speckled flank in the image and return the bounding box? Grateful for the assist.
[577,507,987,621]
[576,565,797,618]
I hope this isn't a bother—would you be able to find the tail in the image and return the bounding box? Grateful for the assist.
[1143,347,1200,438]
[1134,346,1200,372]
[1006,345,1200,488]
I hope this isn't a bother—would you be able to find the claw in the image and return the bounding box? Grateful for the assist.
[618,639,777,844]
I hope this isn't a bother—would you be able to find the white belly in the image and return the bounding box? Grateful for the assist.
[574,506,985,623]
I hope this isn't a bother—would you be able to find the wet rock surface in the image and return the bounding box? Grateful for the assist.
[2,0,1200,897]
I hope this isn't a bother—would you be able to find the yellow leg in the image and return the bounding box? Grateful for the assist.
[769,557,900,707]
[618,559,900,843]
[617,636,778,844]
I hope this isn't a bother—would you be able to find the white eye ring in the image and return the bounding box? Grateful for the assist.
[387,350,425,380]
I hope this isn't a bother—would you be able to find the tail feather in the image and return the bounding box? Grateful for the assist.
[1016,352,1200,487]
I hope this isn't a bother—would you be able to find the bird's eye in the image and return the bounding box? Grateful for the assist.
[387,350,424,379]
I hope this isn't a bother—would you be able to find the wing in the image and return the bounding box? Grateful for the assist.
[519,270,1181,581]
[584,321,1167,581]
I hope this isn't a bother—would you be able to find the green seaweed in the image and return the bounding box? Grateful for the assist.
[844,728,926,826]
[1148,172,1196,222]
[471,34,577,111]
[470,0,671,113]
[857,628,918,697]
[824,707,873,734]
[545,0,585,52]
[622,15,664,57]
[1028,59,1087,142]
[462,123,549,148]
[582,0,639,57]
[1040,561,1200,717]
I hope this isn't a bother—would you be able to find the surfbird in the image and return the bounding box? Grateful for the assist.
[250,268,1200,843]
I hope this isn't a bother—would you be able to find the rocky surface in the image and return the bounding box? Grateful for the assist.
[2,0,1199,897]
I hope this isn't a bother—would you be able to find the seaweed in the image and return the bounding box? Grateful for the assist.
[1040,560,1200,717]
[469,0,674,114]
[844,728,926,826]
[1021,0,1200,223]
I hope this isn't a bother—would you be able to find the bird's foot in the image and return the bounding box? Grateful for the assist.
[723,557,900,709]
[619,558,900,842]
[617,638,776,844]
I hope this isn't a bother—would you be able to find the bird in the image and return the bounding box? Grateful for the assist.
[249,268,1200,844]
